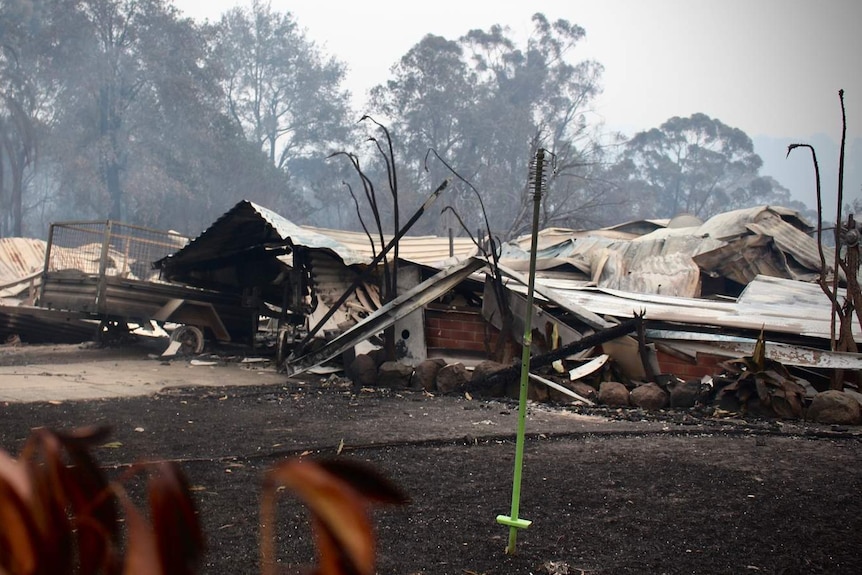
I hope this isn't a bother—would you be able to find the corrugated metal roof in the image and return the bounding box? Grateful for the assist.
[0,304,96,344]
[250,203,368,265]
[500,206,827,298]
[300,225,479,265]
[155,201,368,280]
[158,200,478,273]
[0,238,46,284]
[684,204,813,241]
[693,208,834,284]
[521,274,862,344]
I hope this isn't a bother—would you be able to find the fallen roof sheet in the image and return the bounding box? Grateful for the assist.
[498,271,860,345]
[300,225,479,266]
[501,205,829,299]
[0,238,47,297]
[156,200,368,274]
[494,262,611,330]
[646,329,862,370]
[0,304,96,344]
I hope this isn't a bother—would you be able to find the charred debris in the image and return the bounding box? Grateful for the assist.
[1,108,861,423]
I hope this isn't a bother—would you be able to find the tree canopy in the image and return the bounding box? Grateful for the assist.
[621,113,786,219]
[0,3,801,240]
[367,13,624,241]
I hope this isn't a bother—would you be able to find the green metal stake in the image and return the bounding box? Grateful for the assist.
[496,148,546,555]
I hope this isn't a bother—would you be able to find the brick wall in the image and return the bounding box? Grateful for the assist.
[656,349,724,380]
[425,305,495,354]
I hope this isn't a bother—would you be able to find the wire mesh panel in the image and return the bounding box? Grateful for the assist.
[46,221,189,281]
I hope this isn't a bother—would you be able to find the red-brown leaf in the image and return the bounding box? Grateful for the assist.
[147,461,206,575]
[118,487,164,575]
[0,455,40,575]
[316,459,409,506]
[31,427,120,574]
[261,459,377,575]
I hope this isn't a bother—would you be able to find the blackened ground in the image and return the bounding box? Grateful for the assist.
[0,356,860,574]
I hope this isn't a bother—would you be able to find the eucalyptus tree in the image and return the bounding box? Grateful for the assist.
[214,0,354,220]
[31,0,281,233]
[37,0,204,225]
[370,13,615,240]
[0,0,65,236]
[623,113,778,219]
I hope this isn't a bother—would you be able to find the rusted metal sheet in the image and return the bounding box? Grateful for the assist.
[300,225,478,265]
[649,330,862,370]
[0,238,47,298]
[541,275,861,344]
[0,238,46,280]
[0,304,96,344]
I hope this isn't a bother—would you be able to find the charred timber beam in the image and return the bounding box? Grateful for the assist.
[467,314,643,393]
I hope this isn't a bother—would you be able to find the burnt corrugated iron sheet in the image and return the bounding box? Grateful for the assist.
[693,208,831,284]
[501,205,825,298]
[156,200,366,277]
[0,304,96,344]
[693,205,813,240]
[526,273,862,344]
[0,238,45,280]
[299,225,479,265]
[306,251,380,332]
[0,238,47,297]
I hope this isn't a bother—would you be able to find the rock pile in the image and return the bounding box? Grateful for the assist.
[347,353,862,425]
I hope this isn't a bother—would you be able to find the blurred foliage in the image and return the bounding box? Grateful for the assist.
[0,426,407,575]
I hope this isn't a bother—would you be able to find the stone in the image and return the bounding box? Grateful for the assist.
[516,380,549,402]
[348,354,377,388]
[670,379,702,408]
[630,382,669,411]
[545,379,594,404]
[436,363,471,394]
[806,390,862,425]
[367,347,387,367]
[413,358,446,391]
[471,360,511,397]
[571,382,598,403]
[377,361,415,389]
[598,381,630,407]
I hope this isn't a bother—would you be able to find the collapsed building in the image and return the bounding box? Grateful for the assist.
[1,202,860,410]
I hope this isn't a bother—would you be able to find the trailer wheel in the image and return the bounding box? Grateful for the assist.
[170,325,205,355]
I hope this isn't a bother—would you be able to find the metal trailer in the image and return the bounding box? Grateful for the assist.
[38,220,258,353]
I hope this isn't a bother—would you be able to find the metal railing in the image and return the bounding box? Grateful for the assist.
[44,221,189,282]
